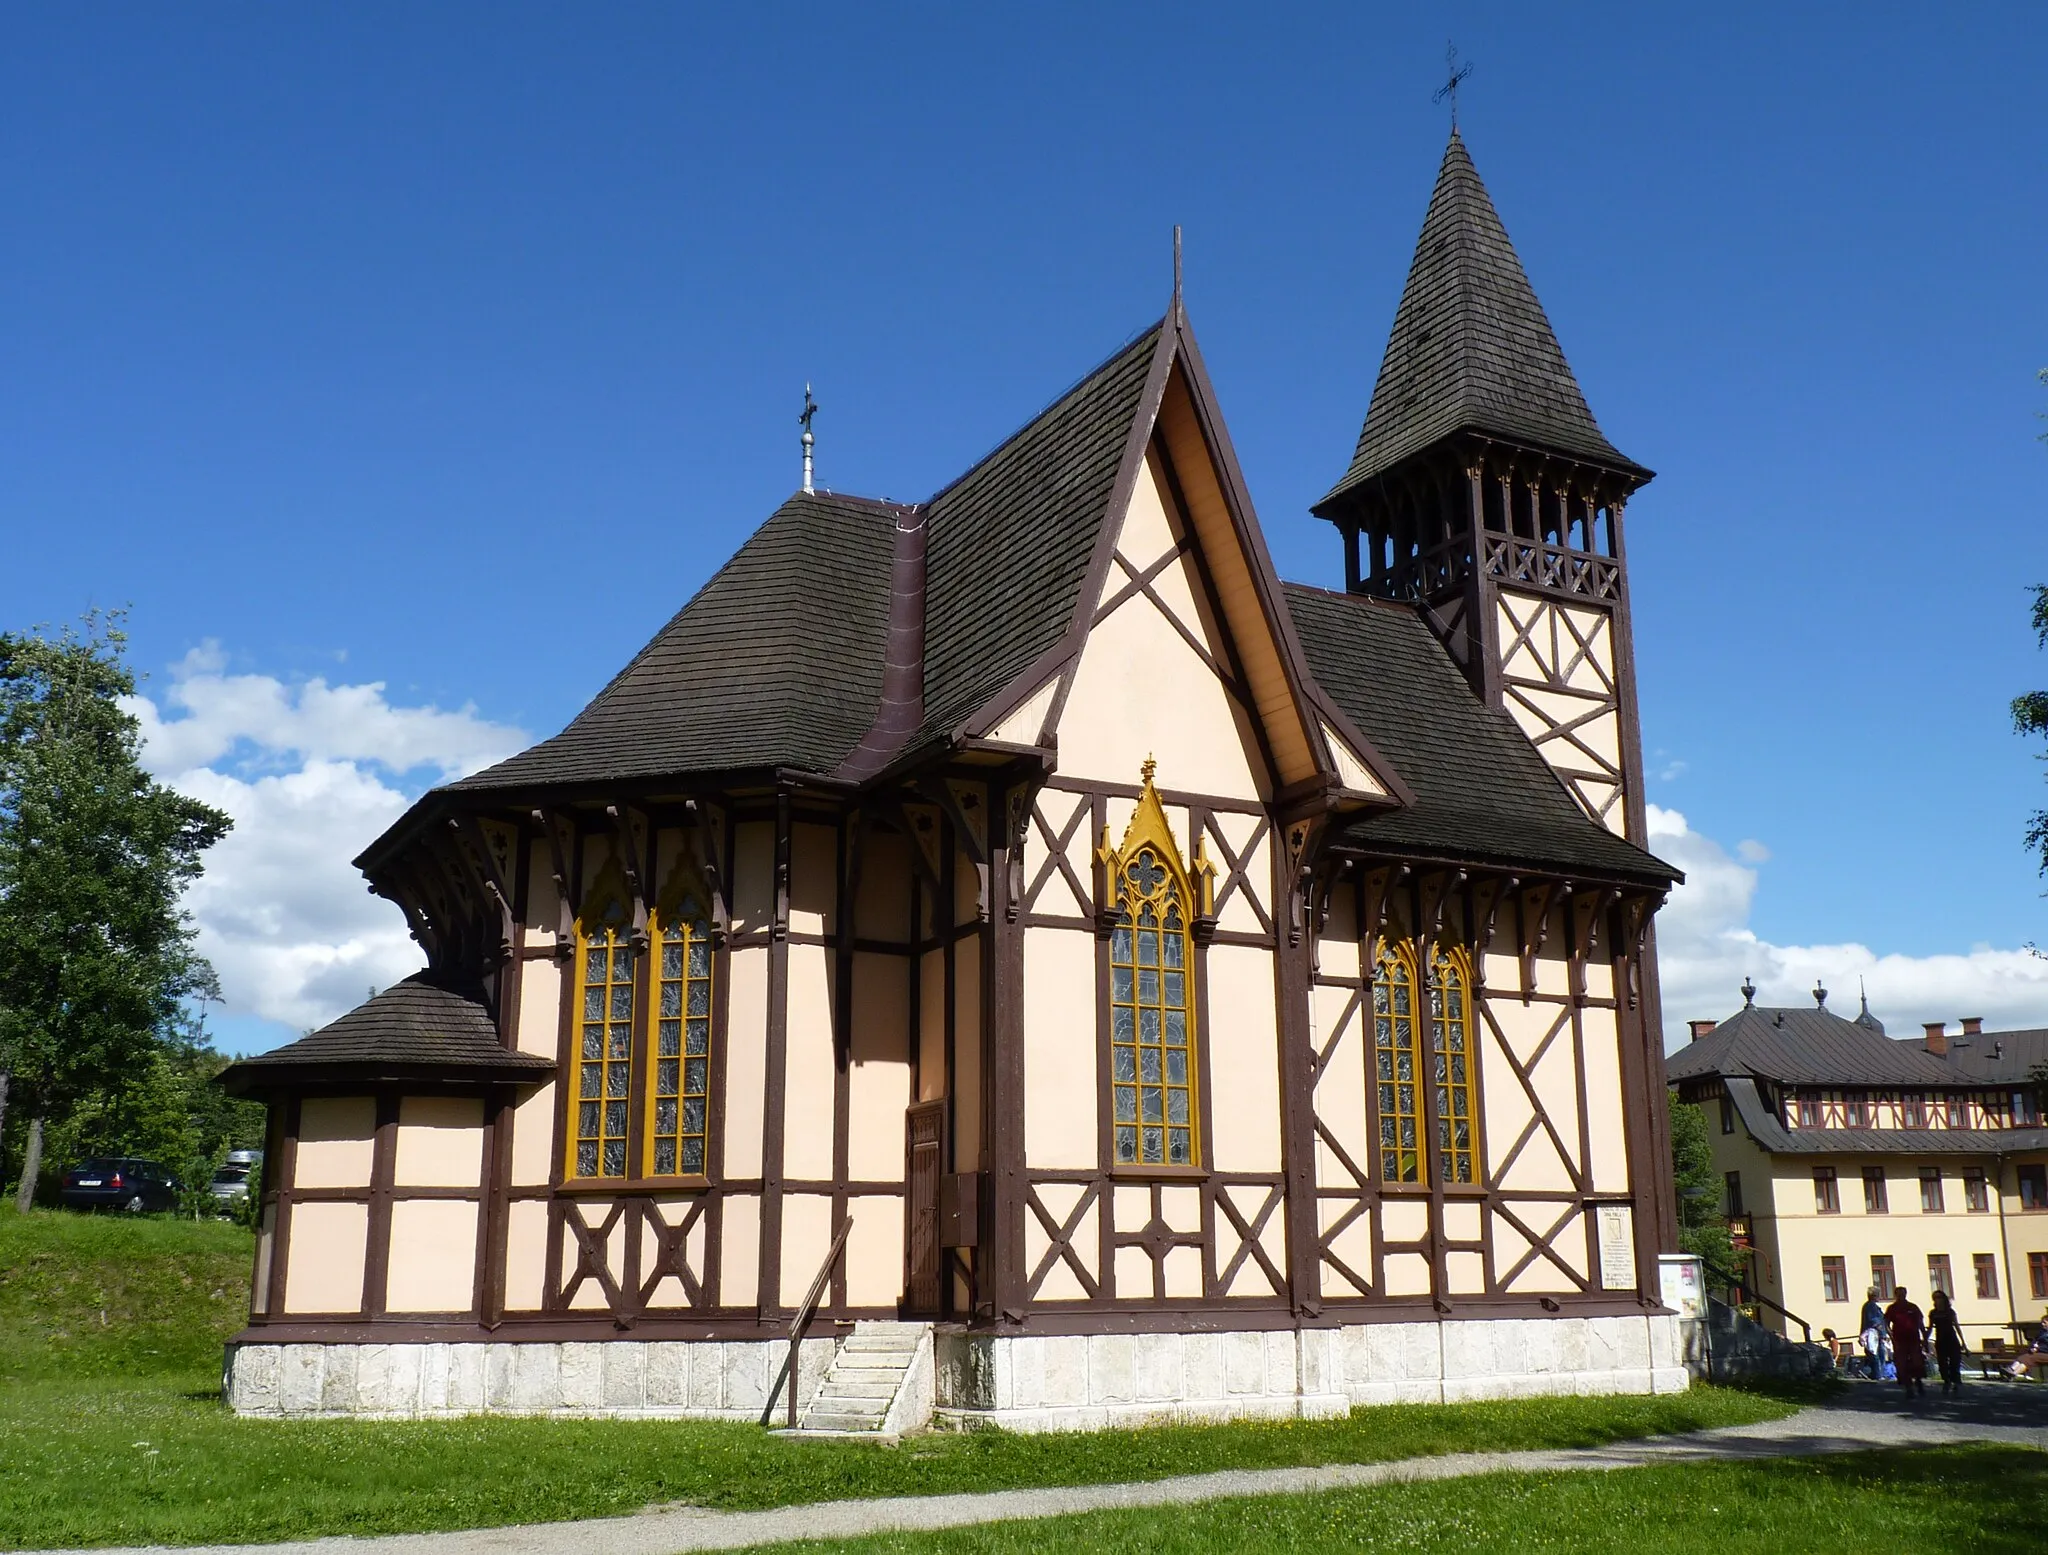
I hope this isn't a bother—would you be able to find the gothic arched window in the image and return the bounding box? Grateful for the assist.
[646,870,715,1178]
[1373,939,1483,1185]
[1429,946,1481,1184]
[1372,945,1423,1183]
[1100,760,1213,1168]
[569,861,635,1180]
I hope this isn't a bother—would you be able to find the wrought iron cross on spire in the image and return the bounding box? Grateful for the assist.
[1433,41,1474,130]
[799,383,818,494]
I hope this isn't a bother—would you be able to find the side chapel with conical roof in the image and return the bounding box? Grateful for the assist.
[221,132,1690,1427]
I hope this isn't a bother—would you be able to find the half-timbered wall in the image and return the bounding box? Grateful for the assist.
[1495,589,1628,838]
[1012,441,1292,1321]
[1309,876,1643,1314]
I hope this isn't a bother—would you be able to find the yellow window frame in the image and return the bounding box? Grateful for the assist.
[566,859,636,1181]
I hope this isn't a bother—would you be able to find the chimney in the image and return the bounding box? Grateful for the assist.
[1688,1020,1717,1042]
[1923,1021,1948,1056]
[1960,1017,1984,1037]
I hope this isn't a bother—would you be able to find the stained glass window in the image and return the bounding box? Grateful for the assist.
[1429,947,1480,1184]
[647,909,713,1177]
[1373,947,1423,1182]
[570,906,635,1180]
[1110,846,1197,1167]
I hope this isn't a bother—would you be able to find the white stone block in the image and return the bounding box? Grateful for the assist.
[483,1343,517,1409]
[1262,1330,1296,1396]
[320,1344,359,1412]
[419,1344,451,1412]
[1010,1336,1046,1409]
[687,1341,723,1410]
[559,1343,603,1409]
[231,1344,281,1413]
[1183,1332,1222,1401]
[506,1343,563,1411]
[1222,1330,1264,1395]
[1134,1333,1182,1401]
[278,1345,324,1414]
[721,1342,770,1413]
[447,1345,487,1412]
[601,1343,645,1408]
[1042,1335,1089,1407]
[646,1342,690,1406]
[1090,1334,1135,1404]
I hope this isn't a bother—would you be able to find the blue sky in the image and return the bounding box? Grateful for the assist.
[3,4,2045,1051]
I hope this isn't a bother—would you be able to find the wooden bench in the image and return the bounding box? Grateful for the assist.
[1976,1338,2009,1378]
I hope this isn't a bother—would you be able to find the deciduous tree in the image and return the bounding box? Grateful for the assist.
[0,614,231,1208]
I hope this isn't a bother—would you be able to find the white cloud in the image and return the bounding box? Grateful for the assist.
[130,650,527,1039]
[1649,804,2048,1050]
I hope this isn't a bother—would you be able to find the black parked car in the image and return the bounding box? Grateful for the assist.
[58,1158,181,1213]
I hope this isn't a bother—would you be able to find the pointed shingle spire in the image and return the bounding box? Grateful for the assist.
[1316,131,1647,516]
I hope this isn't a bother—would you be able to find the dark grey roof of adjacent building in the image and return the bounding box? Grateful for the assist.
[918,324,1161,745]
[217,973,553,1095]
[1721,1076,2048,1157]
[453,491,903,792]
[1284,583,1674,886]
[1667,1004,1968,1088]
[1919,1027,2048,1086]
[1316,131,1647,516]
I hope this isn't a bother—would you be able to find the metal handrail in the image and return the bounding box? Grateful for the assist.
[761,1215,854,1429]
[1701,1255,1814,1344]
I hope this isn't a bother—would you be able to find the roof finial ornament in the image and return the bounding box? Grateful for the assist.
[1172,225,1183,310]
[799,383,819,495]
[1140,753,1157,788]
[1433,40,1474,133]
[1740,976,1756,1007]
[1859,978,1871,1017]
[1813,978,1828,1009]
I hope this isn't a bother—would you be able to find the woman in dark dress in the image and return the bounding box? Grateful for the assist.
[1928,1289,1964,1395]
[1887,1286,1928,1396]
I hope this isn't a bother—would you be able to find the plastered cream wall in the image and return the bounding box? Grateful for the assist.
[1054,450,1269,801]
[295,1097,375,1188]
[283,1201,368,1313]
[385,1199,479,1313]
[394,1097,484,1187]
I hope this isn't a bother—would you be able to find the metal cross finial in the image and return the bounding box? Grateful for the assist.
[799,384,818,494]
[1172,225,1183,308]
[1433,41,1474,131]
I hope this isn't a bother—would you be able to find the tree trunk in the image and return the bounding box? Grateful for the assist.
[0,1071,10,1179]
[15,1114,43,1214]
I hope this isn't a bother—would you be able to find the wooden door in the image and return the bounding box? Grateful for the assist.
[903,1102,944,1315]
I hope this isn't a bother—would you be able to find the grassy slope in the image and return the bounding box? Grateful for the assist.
[755,1445,2048,1555]
[0,1211,1808,1550]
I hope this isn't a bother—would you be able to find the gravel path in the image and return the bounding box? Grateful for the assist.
[37,1385,2048,1555]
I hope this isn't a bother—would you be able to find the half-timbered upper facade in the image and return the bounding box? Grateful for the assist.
[222,131,1690,1427]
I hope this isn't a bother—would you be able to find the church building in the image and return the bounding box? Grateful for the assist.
[221,131,1689,1428]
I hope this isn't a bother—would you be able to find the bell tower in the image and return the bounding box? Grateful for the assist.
[1313,131,1654,845]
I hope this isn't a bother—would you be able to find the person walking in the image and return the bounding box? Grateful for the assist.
[1886,1285,1928,1397]
[1927,1289,1964,1396]
[1858,1287,1889,1380]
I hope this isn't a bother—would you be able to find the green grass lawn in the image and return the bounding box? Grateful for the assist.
[0,1210,1810,1550]
[751,1445,2048,1554]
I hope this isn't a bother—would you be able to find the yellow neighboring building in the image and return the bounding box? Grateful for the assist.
[1668,993,2048,1352]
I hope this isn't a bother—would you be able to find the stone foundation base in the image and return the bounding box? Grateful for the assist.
[223,1336,836,1420]
[225,1312,1685,1425]
[931,1313,1686,1432]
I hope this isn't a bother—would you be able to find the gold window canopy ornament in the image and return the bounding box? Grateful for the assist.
[1093,757,1217,936]
[1096,758,1215,1169]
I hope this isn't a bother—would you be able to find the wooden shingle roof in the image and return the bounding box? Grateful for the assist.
[1316,130,1647,516]
[217,972,552,1095]
[1284,583,1674,886]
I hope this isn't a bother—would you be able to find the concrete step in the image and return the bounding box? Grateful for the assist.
[801,1409,888,1432]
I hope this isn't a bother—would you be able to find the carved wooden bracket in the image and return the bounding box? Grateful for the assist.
[771,796,791,944]
[1516,880,1561,1003]
[1567,885,1619,1003]
[1358,863,1396,978]
[604,805,650,946]
[534,808,578,955]
[684,798,731,943]
[1467,875,1505,987]
[918,778,990,922]
[1003,787,1030,924]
